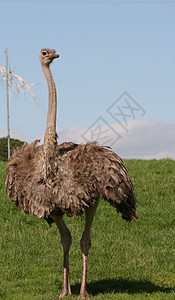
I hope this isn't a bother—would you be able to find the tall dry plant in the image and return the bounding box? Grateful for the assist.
[0,66,39,101]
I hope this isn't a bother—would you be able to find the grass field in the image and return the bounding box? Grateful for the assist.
[0,159,175,299]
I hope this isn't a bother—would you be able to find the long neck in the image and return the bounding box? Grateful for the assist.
[42,63,57,138]
[42,63,57,175]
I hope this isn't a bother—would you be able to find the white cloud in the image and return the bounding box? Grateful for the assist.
[0,127,25,141]
[1,120,174,160]
[57,120,175,160]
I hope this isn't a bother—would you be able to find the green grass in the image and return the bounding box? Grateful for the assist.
[0,159,175,299]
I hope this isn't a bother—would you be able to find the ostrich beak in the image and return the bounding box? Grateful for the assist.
[53,53,59,59]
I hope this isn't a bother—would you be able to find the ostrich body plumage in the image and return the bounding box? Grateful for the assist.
[6,140,137,221]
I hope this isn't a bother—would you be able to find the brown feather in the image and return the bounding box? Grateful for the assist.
[6,141,138,221]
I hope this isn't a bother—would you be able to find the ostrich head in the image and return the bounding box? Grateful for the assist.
[39,48,59,66]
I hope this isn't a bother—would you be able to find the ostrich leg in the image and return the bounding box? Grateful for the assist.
[79,200,99,299]
[52,214,72,298]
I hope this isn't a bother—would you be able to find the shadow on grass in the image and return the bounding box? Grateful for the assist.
[71,278,173,296]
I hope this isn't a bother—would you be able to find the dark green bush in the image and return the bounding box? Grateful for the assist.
[0,137,25,161]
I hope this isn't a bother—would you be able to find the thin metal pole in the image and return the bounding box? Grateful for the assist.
[5,48,10,158]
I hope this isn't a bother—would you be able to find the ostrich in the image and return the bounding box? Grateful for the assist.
[5,49,138,299]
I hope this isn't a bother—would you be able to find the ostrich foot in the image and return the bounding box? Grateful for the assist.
[79,290,90,299]
[59,289,71,298]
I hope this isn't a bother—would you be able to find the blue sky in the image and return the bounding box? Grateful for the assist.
[0,0,175,159]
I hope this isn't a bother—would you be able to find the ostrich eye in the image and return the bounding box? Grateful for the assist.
[42,51,47,56]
